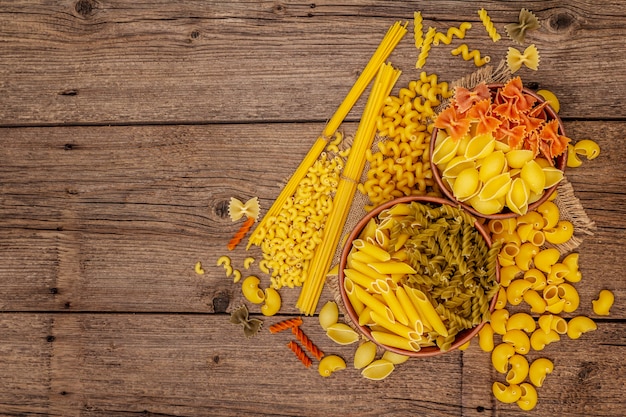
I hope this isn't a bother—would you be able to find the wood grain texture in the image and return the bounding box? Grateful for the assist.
[0,1,625,416]
[0,1,624,125]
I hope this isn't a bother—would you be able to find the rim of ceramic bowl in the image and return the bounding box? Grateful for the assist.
[429,84,568,220]
[337,195,500,357]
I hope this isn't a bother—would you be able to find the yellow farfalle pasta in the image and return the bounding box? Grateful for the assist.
[228,196,261,222]
[566,316,597,339]
[507,44,540,73]
[592,289,614,315]
[478,8,501,42]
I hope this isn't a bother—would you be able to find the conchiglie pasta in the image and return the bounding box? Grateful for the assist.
[319,301,339,330]
[354,341,378,369]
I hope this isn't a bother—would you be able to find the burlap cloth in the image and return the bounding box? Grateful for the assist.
[323,60,596,327]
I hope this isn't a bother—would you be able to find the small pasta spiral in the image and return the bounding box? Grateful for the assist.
[269,317,303,334]
[451,44,491,67]
[227,216,255,250]
[416,27,436,69]
[291,326,325,360]
[286,340,312,368]
[478,8,501,42]
[433,22,472,45]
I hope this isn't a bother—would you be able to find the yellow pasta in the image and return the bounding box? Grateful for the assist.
[537,314,568,335]
[562,253,582,282]
[451,44,490,67]
[506,44,540,74]
[490,309,509,335]
[433,22,472,45]
[543,220,574,244]
[370,310,420,341]
[533,248,560,273]
[395,286,422,331]
[592,289,614,316]
[506,354,529,385]
[326,322,360,345]
[528,357,554,387]
[517,383,538,411]
[574,139,601,160]
[371,331,421,352]
[416,27,436,69]
[523,289,547,314]
[413,11,424,48]
[353,283,395,323]
[529,328,560,351]
[478,8,501,42]
[352,239,392,262]
[194,261,205,275]
[318,355,347,377]
[557,283,580,313]
[354,341,378,369]
[404,285,449,337]
[319,301,339,330]
[566,316,597,339]
[241,276,265,304]
[368,261,416,275]
[382,350,410,365]
[343,269,377,293]
[243,257,255,269]
[492,382,521,404]
[506,312,536,333]
[232,269,242,283]
[506,279,533,305]
[261,287,281,316]
[491,342,516,373]
[377,281,410,326]
[228,196,260,222]
[361,358,396,380]
[478,323,495,352]
[502,329,530,354]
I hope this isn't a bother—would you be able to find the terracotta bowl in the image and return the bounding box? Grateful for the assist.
[338,196,500,357]
[430,84,567,220]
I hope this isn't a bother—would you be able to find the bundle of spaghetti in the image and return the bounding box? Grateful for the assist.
[291,326,324,360]
[286,340,312,368]
[247,21,407,248]
[269,317,303,334]
[227,217,255,250]
[296,62,402,315]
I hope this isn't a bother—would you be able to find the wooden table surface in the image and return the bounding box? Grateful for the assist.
[1,1,624,416]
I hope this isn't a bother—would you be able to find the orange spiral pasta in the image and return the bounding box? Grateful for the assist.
[227,216,255,250]
[287,341,312,368]
[291,326,325,360]
[269,317,303,334]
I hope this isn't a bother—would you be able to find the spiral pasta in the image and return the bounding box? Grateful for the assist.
[413,11,424,48]
[416,27,436,69]
[286,340,312,368]
[269,317,303,334]
[478,8,501,42]
[291,326,325,360]
[451,44,491,67]
[433,22,472,45]
[227,217,255,251]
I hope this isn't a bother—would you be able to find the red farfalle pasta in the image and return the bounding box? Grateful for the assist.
[268,317,303,334]
[467,99,501,135]
[291,326,324,360]
[537,119,570,159]
[454,83,491,113]
[227,216,255,251]
[434,106,472,142]
[286,340,312,368]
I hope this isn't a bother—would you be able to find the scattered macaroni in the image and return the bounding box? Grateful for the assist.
[592,289,614,315]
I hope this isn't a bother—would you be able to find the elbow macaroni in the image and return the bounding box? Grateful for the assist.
[261,287,281,316]
[567,316,597,339]
[592,289,614,315]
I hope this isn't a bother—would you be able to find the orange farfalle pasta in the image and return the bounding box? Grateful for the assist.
[454,83,491,113]
[227,217,255,251]
[467,99,501,135]
[291,326,325,360]
[537,119,570,159]
[269,317,303,333]
[287,340,313,368]
[434,106,472,142]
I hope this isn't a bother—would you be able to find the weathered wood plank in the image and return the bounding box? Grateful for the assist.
[0,313,622,416]
[0,121,624,316]
[0,1,624,125]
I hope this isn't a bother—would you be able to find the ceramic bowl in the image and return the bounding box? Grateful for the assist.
[338,196,500,357]
[430,84,567,220]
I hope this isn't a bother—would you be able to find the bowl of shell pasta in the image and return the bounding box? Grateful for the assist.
[429,78,569,219]
[338,196,501,357]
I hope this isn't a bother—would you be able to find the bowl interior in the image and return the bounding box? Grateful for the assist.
[430,85,567,220]
[338,196,500,357]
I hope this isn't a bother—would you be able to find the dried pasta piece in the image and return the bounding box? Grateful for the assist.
[228,197,260,222]
[269,317,303,333]
[505,8,540,45]
[416,27,436,69]
[230,305,263,338]
[467,99,502,135]
[507,44,540,73]
[291,326,325,360]
[451,44,491,67]
[434,106,472,142]
[414,11,424,48]
[287,340,312,368]
[433,22,472,45]
[454,82,491,114]
[227,216,255,251]
[478,8,501,42]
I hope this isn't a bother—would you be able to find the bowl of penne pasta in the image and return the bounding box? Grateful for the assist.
[429,78,569,219]
[338,196,501,357]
